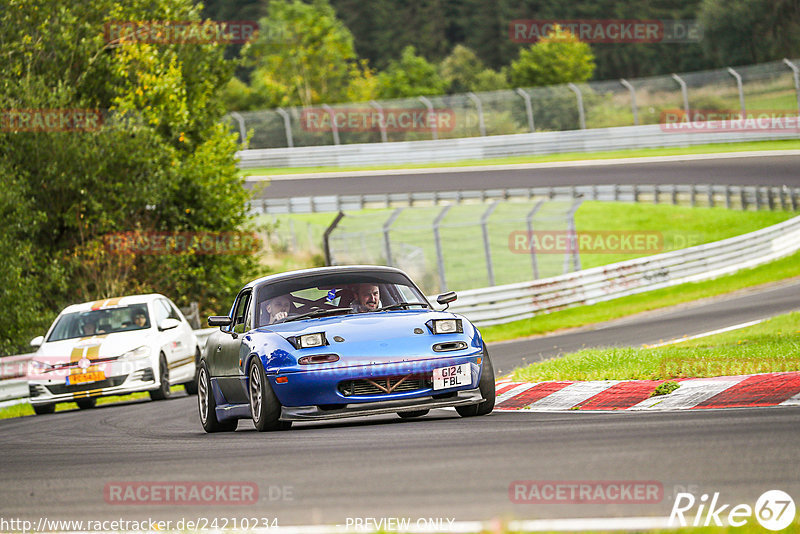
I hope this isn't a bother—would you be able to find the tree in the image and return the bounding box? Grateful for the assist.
[699,0,800,66]
[0,0,258,354]
[439,45,508,93]
[243,0,375,108]
[510,25,596,87]
[376,45,447,99]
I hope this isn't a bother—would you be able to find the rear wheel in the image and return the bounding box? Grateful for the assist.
[249,360,284,432]
[456,349,496,417]
[149,354,171,401]
[33,404,55,415]
[198,362,237,433]
[76,397,97,410]
[397,410,429,419]
[183,347,201,395]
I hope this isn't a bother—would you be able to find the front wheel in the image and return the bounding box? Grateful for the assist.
[198,362,237,433]
[149,354,171,401]
[33,403,55,415]
[249,360,284,432]
[456,349,496,417]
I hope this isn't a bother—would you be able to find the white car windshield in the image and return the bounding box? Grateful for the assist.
[46,304,151,342]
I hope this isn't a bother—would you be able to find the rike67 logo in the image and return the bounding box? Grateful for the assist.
[670,490,796,530]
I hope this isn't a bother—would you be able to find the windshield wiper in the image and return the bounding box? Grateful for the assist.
[281,307,353,323]
[374,302,430,312]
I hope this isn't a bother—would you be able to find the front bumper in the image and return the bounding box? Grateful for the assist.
[280,387,484,421]
[27,358,157,405]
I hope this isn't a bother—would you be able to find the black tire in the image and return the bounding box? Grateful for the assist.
[398,410,429,419]
[183,347,201,395]
[456,348,496,417]
[33,404,55,415]
[149,354,171,401]
[76,397,97,410]
[249,360,284,432]
[197,362,237,433]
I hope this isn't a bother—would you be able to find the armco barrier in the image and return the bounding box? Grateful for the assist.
[237,120,800,169]
[449,214,800,326]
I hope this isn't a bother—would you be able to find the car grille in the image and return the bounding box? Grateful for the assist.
[338,375,431,397]
[45,376,127,395]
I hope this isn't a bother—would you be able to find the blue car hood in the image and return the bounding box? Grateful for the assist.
[253,310,480,367]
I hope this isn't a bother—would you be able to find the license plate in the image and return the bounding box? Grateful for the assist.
[432,363,471,391]
[66,371,105,385]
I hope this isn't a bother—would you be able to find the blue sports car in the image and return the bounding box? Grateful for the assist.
[198,266,495,432]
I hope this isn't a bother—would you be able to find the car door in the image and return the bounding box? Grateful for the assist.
[215,289,252,404]
[161,298,195,376]
[153,299,181,372]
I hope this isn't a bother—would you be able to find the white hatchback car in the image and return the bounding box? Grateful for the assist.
[27,294,200,415]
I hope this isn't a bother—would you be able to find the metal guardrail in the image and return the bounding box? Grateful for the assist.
[251,184,800,214]
[448,214,800,326]
[237,120,800,169]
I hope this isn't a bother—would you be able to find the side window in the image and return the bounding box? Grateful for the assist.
[159,299,181,321]
[232,291,252,334]
[152,300,169,328]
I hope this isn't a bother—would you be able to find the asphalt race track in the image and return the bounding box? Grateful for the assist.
[2,281,799,526]
[3,156,800,528]
[249,153,800,199]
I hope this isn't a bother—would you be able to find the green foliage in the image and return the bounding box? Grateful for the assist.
[376,46,447,99]
[0,0,259,354]
[651,381,680,397]
[243,0,375,108]
[510,25,596,87]
[699,0,800,66]
[438,45,508,94]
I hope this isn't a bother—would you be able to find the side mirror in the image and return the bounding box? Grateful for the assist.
[30,336,44,349]
[158,318,181,331]
[208,316,233,328]
[436,292,457,305]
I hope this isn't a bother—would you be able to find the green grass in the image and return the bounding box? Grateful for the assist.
[510,311,800,382]
[240,139,800,176]
[481,249,800,344]
[0,385,186,420]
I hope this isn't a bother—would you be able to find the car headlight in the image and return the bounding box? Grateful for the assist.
[297,333,327,349]
[118,346,151,360]
[429,319,463,335]
[29,360,53,373]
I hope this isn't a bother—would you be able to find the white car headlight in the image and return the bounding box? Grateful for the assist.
[297,333,326,349]
[29,360,53,373]
[430,319,462,334]
[119,346,151,360]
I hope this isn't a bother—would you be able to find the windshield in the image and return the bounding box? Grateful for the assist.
[254,271,428,327]
[46,304,151,342]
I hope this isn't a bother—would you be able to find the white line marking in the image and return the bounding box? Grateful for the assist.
[255,516,674,533]
[525,381,619,411]
[247,149,800,181]
[644,319,766,348]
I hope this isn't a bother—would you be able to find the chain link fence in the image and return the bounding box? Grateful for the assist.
[322,199,581,294]
[227,59,800,149]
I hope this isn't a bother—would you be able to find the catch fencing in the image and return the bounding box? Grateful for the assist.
[448,214,800,326]
[232,58,800,167]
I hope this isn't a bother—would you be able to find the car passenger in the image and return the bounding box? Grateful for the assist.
[350,283,381,313]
